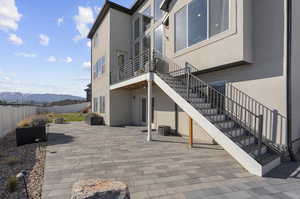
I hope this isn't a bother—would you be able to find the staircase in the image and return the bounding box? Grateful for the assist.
[151,52,286,176]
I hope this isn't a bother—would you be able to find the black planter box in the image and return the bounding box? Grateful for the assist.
[85,116,103,125]
[158,125,171,136]
[16,126,47,146]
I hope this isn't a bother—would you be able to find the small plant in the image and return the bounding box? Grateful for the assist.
[6,176,18,193]
[17,115,49,128]
[17,119,32,128]
[2,157,20,166]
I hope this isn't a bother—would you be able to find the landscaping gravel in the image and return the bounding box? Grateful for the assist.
[0,131,46,199]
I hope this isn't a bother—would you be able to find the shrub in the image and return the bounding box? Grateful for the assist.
[6,176,18,193]
[17,119,32,128]
[2,157,20,166]
[17,115,49,128]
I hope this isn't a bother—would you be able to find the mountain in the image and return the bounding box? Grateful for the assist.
[0,92,85,104]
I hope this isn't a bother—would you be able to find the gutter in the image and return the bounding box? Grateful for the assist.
[286,0,296,161]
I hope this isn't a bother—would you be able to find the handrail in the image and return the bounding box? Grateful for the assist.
[110,49,151,84]
[153,52,287,153]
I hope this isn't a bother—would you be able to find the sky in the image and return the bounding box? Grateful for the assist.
[0,0,134,97]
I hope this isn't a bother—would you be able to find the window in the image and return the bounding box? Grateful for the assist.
[154,25,163,53]
[154,0,164,21]
[93,56,105,79]
[99,96,105,113]
[93,97,98,112]
[143,34,151,52]
[175,7,187,51]
[209,0,229,37]
[142,6,152,32]
[175,0,229,52]
[188,0,207,46]
[134,18,140,40]
[134,42,140,70]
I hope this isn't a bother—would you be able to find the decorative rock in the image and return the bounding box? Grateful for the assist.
[71,179,130,199]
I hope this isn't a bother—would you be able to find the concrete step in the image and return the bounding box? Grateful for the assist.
[225,128,246,138]
[215,120,235,129]
[200,108,219,115]
[207,114,226,122]
[194,102,212,109]
[244,144,268,157]
[233,135,256,146]
[189,97,206,103]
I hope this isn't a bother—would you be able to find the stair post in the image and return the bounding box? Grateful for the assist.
[186,67,191,102]
[258,115,264,156]
[147,79,153,142]
[189,116,193,148]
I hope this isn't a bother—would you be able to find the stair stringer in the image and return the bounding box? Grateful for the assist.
[154,74,280,176]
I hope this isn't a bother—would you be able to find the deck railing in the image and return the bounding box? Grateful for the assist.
[110,49,152,85]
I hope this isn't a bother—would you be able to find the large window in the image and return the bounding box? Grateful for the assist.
[175,7,187,51]
[93,56,105,79]
[134,42,140,70]
[99,96,105,113]
[154,0,164,21]
[143,34,151,52]
[93,97,98,112]
[154,25,163,53]
[210,0,229,37]
[142,6,152,32]
[188,0,207,46]
[175,0,229,52]
[134,18,140,40]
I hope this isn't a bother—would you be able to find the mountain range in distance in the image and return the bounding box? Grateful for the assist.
[0,92,85,104]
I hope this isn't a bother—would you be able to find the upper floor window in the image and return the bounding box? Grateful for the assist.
[154,0,164,21]
[142,6,152,32]
[175,0,229,52]
[93,56,105,79]
[154,25,163,54]
[134,18,140,40]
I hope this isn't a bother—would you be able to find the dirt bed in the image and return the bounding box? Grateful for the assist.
[0,131,46,199]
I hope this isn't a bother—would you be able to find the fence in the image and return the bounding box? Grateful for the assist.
[0,105,37,137]
[38,102,90,113]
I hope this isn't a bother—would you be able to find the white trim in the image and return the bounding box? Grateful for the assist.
[110,73,153,90]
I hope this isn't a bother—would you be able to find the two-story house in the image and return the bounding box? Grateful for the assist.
[88,0,300,176]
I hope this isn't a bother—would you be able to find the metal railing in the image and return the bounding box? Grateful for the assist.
[110,49,152,85]
[110,49,287,153]
[154,53,287,154]
[223,83,287,152]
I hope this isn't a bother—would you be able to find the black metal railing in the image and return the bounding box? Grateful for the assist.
[154,53,287,154]
[223,83,287,152]
[110,49,152,84]
[110,49,287,154]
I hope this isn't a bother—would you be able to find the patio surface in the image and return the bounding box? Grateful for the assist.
[42,122,300,199]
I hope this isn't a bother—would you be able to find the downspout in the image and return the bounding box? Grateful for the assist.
[286,0,296,161]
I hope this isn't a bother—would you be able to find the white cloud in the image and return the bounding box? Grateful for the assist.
[15,52,37,58]
[94,6,102,14]
[8,33,23,45]
[47,56,56,62]
[0,0,22,31]
[86,41,91,48]
[73,6,94,41]
[64,57,72,63]
[82,61,91,69]
[57,17,64,27]
[39,34,50,46]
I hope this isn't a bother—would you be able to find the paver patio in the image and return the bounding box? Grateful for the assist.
[42,122,300,199]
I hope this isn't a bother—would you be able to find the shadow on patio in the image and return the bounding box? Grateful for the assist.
[46,132,74,146]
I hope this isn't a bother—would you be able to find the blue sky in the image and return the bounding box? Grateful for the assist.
[0,0,134,97]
